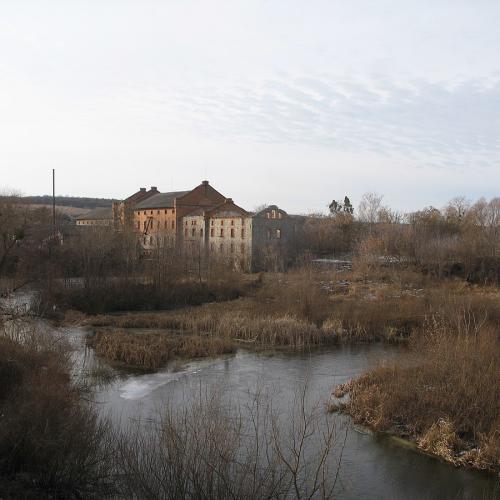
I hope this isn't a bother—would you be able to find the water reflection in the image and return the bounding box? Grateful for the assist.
[84,343,498,500]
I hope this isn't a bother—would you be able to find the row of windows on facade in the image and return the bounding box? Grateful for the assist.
[138,220,176,230]
[137,209,281,220]
[143,235,246,254]
[183,227,281,239]
[185,227,245,238]
[266,210,282,219]
[211,242,245,254]
[78,220,109,225]
[187,219,240,227]
[138,209,176,216]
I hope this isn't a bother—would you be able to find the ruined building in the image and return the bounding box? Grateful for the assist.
[81,180,298,271]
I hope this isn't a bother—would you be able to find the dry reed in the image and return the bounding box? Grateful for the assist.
[88,330,235,369]
[336,315,500,474]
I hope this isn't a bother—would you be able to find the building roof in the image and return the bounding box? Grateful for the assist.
[124,187,159,204]
[134,191,190,209]
[252,205,288,218]
[187,198,249,218]
[76,207,113,221]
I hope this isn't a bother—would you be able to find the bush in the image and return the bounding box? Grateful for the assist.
[342,315,500,472]
[0,323,114,497]
[41,277,246,315]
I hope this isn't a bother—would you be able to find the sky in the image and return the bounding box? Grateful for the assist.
[1,0,499,214]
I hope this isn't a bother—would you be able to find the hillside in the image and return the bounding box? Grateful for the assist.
[23,195,118,209]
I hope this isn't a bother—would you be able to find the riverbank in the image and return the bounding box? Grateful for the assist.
[331,315,500,476]
[59,268,500,371]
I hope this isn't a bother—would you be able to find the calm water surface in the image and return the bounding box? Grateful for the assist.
[70,332,498,500]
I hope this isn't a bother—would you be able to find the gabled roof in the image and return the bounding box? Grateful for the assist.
[77,207,113,220]
[252,205,287,218]
[125,187,158,204]
[183,198,249,219]
[134,191,190,209]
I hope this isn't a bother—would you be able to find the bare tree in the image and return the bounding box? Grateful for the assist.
[357,192,384,225]
[114,383,345,499]
[0,192,29,278]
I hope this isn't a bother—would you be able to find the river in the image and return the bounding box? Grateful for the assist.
[67,326,498,500]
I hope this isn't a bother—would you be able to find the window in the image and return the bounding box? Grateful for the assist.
[150,211,153,215]
[143,211,146,215]
[230,228,235,238]
[211,220,214,226]
[241,228,245,238]
[157,210,160,215]
[164,210,167,214]
[231,220,234,226]
[143,237,147,245]
[266,212,270,219]
[276,229,281,239]
[241,243,245,253]
[200,228,203,237]
[278,212,282,219]
[191,228,195,237]
[220,228,224,237]
[143,221,147,230]
[184,228,188,236]
[210,228,214,237]
[171,220,175,229]
[185,221,188,226]
[221,220,224,225]
[272,210,276,219]
[219,243,223,253]
[230,243,234,253]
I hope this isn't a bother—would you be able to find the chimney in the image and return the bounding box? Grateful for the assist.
[150,186,158,192]
[140,187,146,192]
[225,198,233,204]
[202,180,209,186]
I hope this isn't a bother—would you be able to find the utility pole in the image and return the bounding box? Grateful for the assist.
[52,169,56,240]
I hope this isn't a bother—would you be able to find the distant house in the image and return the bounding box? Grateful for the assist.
[76,207,113,227]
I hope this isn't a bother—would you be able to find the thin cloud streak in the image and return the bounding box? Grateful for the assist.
[127,75,500,170]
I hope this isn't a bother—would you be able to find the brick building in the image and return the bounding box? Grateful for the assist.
[132,180,226,251]
[112,186,159,231]
[98,180,299,271]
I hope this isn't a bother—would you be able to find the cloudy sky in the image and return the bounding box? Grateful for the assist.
[1,0,499,213]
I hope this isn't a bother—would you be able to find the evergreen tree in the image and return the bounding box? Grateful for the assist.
[343,196,354,214]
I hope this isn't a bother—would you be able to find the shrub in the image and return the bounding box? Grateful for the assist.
[342,316,500,472]
[0,322,114,497]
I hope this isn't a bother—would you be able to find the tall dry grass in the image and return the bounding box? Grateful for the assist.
[340,314,500,473]
[88,329,235,369]
[84,270,500,349]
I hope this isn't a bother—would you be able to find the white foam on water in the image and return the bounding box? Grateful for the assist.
[119,372,183,400]
[118,356,231,400]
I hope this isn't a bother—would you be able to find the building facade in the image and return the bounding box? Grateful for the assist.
[76,207,113,227]
[79,180,299,271]
[112,186,159,231]
[133,181,227,251]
